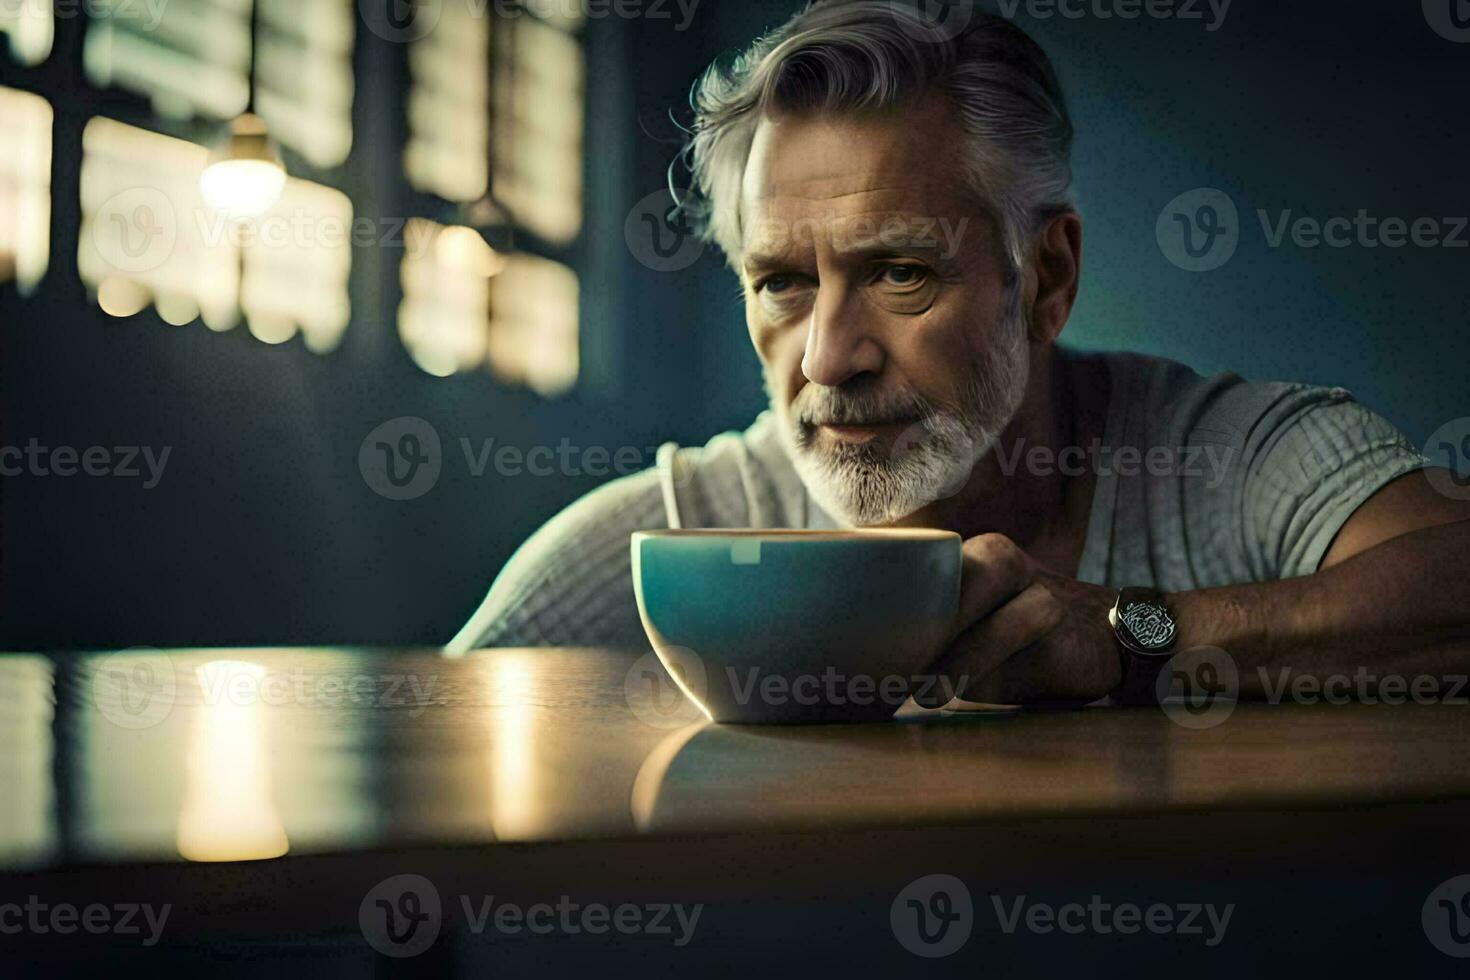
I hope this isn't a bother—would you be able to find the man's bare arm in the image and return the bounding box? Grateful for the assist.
[919,469,1470,705]
[1171,470,1470,698]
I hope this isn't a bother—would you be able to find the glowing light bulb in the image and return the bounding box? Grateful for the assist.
[199,114,286,219]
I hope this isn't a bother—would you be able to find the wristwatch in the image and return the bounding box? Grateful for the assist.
[1107,587,1179,705]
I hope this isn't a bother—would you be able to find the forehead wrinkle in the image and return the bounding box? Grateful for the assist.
[755,177,960,201]
[743,204,980,264]
[743,183,981,255]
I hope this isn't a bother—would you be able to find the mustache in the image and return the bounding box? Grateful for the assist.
[795,385,930,428]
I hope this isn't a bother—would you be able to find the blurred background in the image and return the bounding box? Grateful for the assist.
[1,0,1466,651]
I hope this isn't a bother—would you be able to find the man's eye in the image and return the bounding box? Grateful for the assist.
[759,276,795,295]
[877,264,928,288]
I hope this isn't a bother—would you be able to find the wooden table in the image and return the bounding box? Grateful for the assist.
[4,646,1470,977]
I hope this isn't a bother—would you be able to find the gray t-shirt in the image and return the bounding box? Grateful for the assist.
[447,350,1428,652]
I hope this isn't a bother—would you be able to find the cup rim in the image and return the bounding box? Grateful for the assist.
[632,527,959,542]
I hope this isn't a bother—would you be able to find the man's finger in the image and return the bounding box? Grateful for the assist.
[950,533,1034,640]
[918,581,1063,707]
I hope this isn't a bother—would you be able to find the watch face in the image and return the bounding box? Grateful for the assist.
[1119,601,1177,652]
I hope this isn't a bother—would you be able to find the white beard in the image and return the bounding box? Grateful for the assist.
[775,298,1030,527]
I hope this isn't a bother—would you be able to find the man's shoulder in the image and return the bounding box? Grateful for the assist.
[660,410,809,528]
[513,409,791,539]
[447,412,798,650]
[1089,348,1425,584]
[507,409,793,550]
[1097,348,1363,447]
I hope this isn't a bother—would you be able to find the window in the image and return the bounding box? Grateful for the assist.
[80,116,244,326]
[493,12,584,246]
[0,87,52,295]
[405,0,490,202]
[78,115,352,350]
[398,220,578,396]
[401,1,584,391]
[399,218,503,378]
[239,175,353,351]
[487,252,579,397]
[83,0,354,167]
[253,0,354,169]
[0,0,53,66]
[244,176,355,352]
[83,0,253,120]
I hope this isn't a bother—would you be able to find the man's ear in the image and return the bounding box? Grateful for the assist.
[1024,212,1082,345]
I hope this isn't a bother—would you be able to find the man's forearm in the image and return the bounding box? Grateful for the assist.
[1166,519,1470,699]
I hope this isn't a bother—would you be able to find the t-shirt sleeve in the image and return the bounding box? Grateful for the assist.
[446,468,670,651]
[1234,384,1428,580]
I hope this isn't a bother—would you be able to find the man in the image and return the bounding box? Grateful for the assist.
[450,0,1470,705]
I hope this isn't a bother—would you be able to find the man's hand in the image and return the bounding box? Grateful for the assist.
[915,533,1122,708]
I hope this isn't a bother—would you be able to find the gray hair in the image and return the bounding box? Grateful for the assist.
[682,0,1075,277]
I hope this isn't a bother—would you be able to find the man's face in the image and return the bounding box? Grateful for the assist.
[739,94,1031,526]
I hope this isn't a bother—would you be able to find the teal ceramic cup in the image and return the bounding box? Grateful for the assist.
[631,529,962,723]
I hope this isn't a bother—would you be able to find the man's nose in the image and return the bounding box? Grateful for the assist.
[799,289,884,387]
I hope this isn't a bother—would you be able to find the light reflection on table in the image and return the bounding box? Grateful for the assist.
[4,646,1470,872]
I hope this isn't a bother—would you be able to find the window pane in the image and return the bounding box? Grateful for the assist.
[488,252,578,396]
[398,218,580,393]
[83,0,354,168]
[83,0,253,120]
[79,116,351,351]
[240,176,353,351]
[0,0,54,66]
[79,117,239,326]
[493,15,583,245]
[523,0,584,32]
[255,0,355,168]
[405,0,490,202]
[0,87,52,295]
[398,218,503,377]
